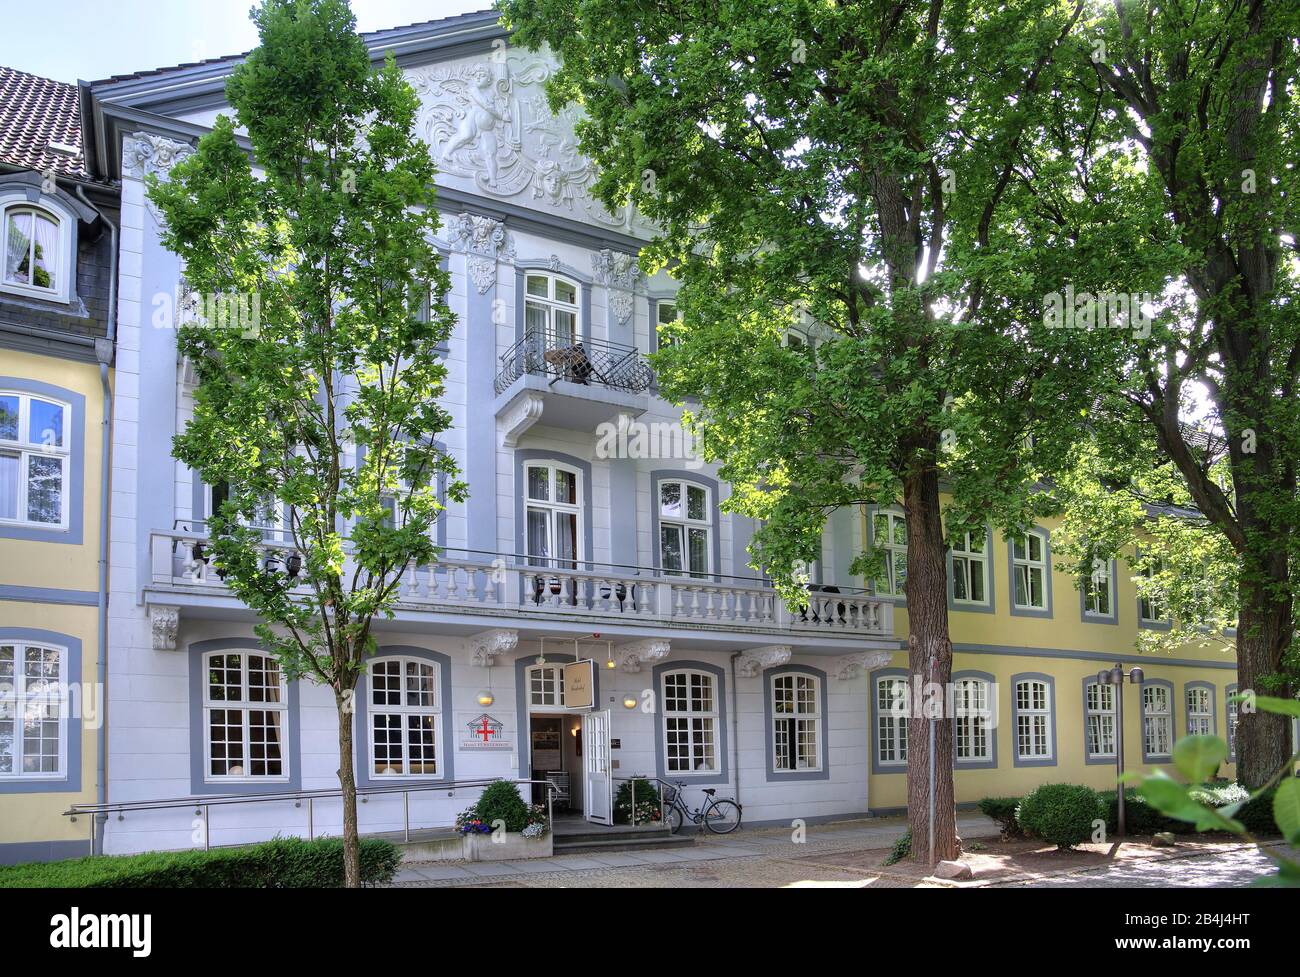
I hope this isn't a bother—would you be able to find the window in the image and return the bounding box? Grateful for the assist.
[953,677,992,763]
[662,669,718,774]
[1138,559,1167,624]
[525,273,579,347]
[1083,557,1113,617]
[1085,681,1117,760]
[205,481,285,541]
[655,300,680,349]
[1226,684,1239,760]
[1011,531,1048,611]
[1143,683,1173,759]
[659,479,710,577]
[0,391,69,529]
[528,663,566,709]
[369,657,440,777]
[950,529,988,606]
[1186,685,1213,737]
[771,672,821,772]
[872,509,907,597]
[875,674,909,767]
[203,651,287,779]
[2,203,64,300]
[0,642,65,777]
[524,463,581,569]
[1015,678,1053,762]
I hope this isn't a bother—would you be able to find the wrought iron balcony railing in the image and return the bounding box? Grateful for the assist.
[495,328,655,396]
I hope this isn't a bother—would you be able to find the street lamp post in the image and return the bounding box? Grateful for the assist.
[1098,663,1144,836]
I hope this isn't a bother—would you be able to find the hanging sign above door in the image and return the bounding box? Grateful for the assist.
[564,659,595,709]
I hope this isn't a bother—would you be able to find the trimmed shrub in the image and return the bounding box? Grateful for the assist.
[977,797,1023,838]
[1016,784,1102,850]
[0,836,400,888]
[614,776,663,825]
[472,779,530,833]
[1099,789,1192,836]
[1237,787,1280,836]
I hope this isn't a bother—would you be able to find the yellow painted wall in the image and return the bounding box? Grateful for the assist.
[0,349,106,852]
[864,503,1238,810]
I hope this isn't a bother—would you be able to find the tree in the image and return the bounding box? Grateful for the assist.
[1044,0,1299,786]
[149,0,463,886]
[500,0,1108,859]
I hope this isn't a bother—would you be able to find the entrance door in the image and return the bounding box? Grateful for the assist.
[582,709,612,824]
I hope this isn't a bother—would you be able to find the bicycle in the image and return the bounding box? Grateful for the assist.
[662,780,743,834]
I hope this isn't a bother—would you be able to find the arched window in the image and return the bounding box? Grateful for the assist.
[0,391,70,528]
[368,656,441,777]
[873,671,909,768]
[661,668,719,774]
[0,640,66,777]
[1014,677,1054,762]
[1142,681,1173,761]
[953,676,993,764]
[770,671,822,772]
[658,479,711,577]
[1084,680,1117,760]
[203,650,288,780]
[524,273,579,347]
[2,203,65,299]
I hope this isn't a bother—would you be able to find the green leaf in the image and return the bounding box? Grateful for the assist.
[1247,696,1300,720]
[1274,779,1300,845]
[1173,735,1227,784]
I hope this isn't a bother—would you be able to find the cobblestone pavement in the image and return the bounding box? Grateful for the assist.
[388,814,998,888]
[988,844,1293,889]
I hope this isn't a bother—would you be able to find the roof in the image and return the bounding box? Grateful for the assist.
[0,65,87,178]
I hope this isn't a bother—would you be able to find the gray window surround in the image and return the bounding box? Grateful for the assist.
[1183,679,1218,741]
[513,449,594,570]
[353,646,455,788]
[649,469,722,580]
[1140,677,1176,765]
[514,650,600,780]
[1225,683,1238,761]
[951,669,998,770]
[187,637,302,795]
[0,182,87,308]
[762,663,830,782]
[1135,553,1173,631]
[1079,556,1120,625]
[864,504,907,606]
[1081,675,1119,766]
[0,628,82,794]
[869,666,910,775]
[647,293,678,358]
[0,377,85,545]
[513,261,592,345]
[653,660,730,786]
[1007,527,1054,619]
[1011,672,1057,768]
[946,524,995,614]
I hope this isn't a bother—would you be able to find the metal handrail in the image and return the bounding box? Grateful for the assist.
[495,327,655,395]
[65,777,558,852]
[612,775,675,828]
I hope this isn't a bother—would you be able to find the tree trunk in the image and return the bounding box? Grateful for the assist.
[1235,575,1294,787]
[902,465,959,862]
[336,689,361,888]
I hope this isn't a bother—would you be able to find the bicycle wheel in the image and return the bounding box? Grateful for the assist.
[703,799,742,834]
[667,804,684,835]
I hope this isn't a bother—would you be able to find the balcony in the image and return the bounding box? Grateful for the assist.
[493,329,654,440]
[146,531,895,649]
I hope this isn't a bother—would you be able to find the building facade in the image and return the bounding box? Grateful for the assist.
[1,11,1241,861]
[0,66,119,863]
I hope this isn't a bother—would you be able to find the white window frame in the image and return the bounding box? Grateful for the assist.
[368,656,442,779]
[524,272,580,347]
[655,299,681,349]
[0,391,71,530]
[1015,679,1053,761]
[1226,685,1239,760]
[661,669,719,776]
[1185,686,1213,737]
[871,509,907,597]
[527,662,583,712]
[953,677,992,763]
[658,479,711,578]
[875,674,909,767]
[524,462,583,570]
[204,481,287,541]
[950,528,989,606]
[1011,531,1048,610]
[1084,557,1114,617]
[0,198,72,303]
[202,650,289,782]
[1138,558,1168,624]
[1085,681,1117,760]
[0,641,68,779]
[1143,684,1173,759]
[770,672,822,772]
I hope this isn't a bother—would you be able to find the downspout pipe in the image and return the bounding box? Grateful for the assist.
[76,184,116,856]
[729,652,741,815]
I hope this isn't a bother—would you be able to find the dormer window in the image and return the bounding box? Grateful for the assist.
[2,202,67,301]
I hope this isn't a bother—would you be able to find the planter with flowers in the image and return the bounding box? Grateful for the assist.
[457,780,553,860]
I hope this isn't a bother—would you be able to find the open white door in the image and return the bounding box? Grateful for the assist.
[582,709,613,824]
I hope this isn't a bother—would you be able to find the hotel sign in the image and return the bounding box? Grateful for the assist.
[563,659,595,709]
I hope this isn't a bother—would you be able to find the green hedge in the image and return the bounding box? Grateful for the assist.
[1099,789,1194,836]
[1016,784,1103,850]
[1237,786,1280,835]
[0,836,401,889]
[977,797,1023,838]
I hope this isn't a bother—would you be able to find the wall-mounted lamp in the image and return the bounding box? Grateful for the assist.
[623,695,637,710]
[476,689,495,707]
